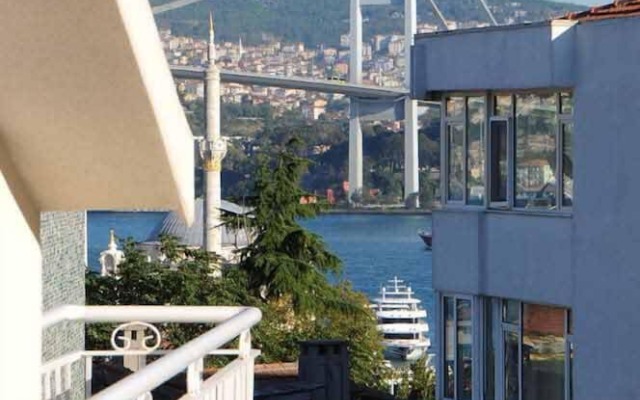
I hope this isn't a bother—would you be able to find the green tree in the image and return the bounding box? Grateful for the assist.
[87,144,391,390]
[236,139,342,312]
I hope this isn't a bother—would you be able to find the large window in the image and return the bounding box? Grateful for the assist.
[444,96,486,205]
[445,297,455,398]
[467,97,486,205]
[443,92,573,211]
[482,299,573,400]
[489,120,508,204]
[515,94,558,208]
[448,124,465,202]
[522,304,566,400]
[443,295,473,400]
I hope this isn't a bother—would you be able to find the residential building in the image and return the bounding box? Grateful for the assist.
[411,2,640,400]
[0,3,260,399]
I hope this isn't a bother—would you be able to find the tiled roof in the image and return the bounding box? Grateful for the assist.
[562,0,640,21]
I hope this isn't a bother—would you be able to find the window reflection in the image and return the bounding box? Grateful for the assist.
[515,94,558,209]
[494,95,512,117]
[503,300,520,324]
[447,97,465,118]
[448,124,465,201]
[562,123,573,207]
[522,304,565,400]
[504,331,519,400]
[467,97,485,205]
[457,299,473,400]
[490,120,508,203]
[445,297,455,398]
[560,92,573,115]
[484,301,495,400]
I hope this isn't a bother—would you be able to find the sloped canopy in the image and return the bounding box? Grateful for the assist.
[0,1,194,232]
[148,199,252,248]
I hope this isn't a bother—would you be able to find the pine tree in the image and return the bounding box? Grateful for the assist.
[237,139,342,312]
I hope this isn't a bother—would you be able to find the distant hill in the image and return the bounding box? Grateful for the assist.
[152,0,585,47]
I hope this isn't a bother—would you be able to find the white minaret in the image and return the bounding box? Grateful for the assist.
[200,11,227,256]
[99,229,125,276]
[238,37,244,63]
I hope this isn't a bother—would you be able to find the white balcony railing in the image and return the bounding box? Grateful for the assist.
[41,305,262,400]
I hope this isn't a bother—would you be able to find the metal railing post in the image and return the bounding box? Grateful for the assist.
[85,356,93,398]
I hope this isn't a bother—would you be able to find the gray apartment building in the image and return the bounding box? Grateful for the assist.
[410,2,640,400]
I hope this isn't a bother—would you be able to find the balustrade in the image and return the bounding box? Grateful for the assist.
[41,305,261,400]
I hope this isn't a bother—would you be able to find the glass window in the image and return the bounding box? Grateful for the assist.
[494,95,512,117]
[568,340,574,400]
[515,94,558,209]
[445,91,573,211]
[504,331,520,400]
[522,304,566,400]
[457,299,473,400]
[484,301,495,400]
[560,92,573,115]
[445,297,455,398]
[448,124,465,202]
[503,300,520,324]
[447,97,465,118]
[562,123,573,207]
[490,120,508,203]
[467,97,486,205]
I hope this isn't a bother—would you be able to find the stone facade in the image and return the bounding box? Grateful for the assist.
[41,211,86,400]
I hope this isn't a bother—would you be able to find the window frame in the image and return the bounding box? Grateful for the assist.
[488,117,512,209]
[441,293,476,400]
[442,94,488,209]
[446,122,466,205]
[558,115,574,212]
[485,299,573,400]
[442,91,574,214]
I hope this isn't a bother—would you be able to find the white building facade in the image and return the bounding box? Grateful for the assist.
[411,3,640,400]
[0,2,260,399]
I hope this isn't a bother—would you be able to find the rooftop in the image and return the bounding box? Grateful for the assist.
[562,0,640,21]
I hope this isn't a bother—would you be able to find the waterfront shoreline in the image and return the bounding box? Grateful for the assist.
[324,208,432,216]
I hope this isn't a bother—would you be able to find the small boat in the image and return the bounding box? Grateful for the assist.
[371,277,430,361]
[418,229,432,250]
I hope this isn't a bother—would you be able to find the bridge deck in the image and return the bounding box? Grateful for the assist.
[171,66,408,99]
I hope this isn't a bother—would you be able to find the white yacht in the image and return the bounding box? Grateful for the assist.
[371,277,430,361]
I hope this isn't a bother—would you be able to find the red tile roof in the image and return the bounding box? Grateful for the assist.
[562,0,640,21]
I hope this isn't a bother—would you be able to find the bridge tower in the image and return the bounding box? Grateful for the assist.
[348,0,364,204]
[404,0,419,208]
[349,0,420,207]
[200,12,227,257]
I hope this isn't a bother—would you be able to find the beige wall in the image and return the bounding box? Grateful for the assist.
[0,171,42,400]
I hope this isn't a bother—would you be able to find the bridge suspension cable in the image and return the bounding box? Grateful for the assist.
[426,0,449,30]
[152,0,204,15]
[478,0,499,26]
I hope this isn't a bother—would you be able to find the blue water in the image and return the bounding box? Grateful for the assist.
[87,211,168,270]
[301,214,434,348]
[87,211,434,346]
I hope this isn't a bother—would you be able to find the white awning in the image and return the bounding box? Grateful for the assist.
[0,1,194,233]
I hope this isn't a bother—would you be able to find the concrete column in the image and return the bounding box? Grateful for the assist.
[0,174,42,400]
[349,101,363,202]
[404,0,419,207]
[348,0,363,204]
